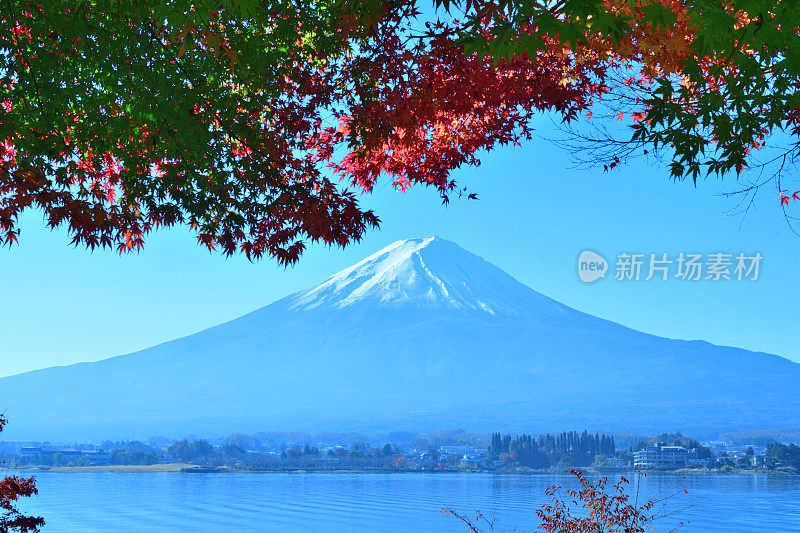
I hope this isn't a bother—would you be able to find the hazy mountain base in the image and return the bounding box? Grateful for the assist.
[2,237,798,441]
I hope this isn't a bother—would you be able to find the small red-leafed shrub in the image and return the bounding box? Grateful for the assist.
[0,416,43,533]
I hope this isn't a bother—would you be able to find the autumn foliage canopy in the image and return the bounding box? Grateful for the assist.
[1,0,799,263]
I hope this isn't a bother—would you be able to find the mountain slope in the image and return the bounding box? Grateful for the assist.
[1,237,798,440]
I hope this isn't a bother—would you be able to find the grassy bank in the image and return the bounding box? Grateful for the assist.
[45,463,191,473]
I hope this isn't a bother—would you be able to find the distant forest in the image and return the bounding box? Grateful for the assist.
[487,430,616,468]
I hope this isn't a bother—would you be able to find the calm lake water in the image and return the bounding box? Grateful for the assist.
[14,472,800,532]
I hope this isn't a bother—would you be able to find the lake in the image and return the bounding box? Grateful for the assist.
[15,472,800,532]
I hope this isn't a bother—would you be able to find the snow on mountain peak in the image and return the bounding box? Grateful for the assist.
[287,236,563,316]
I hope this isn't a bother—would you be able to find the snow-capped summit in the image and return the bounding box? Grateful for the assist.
[288,236,564,317]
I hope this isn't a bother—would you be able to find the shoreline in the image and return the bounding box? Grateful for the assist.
[9,464,795,475]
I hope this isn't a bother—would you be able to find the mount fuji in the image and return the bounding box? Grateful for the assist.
[2,236,799,441]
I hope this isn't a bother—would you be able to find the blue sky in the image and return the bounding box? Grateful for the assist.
[2,118,798,377]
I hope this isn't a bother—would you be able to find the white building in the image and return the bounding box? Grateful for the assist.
[19,446,43,459]
[634,445,688,469]
[81,450,112,465]
[439,445,486,458]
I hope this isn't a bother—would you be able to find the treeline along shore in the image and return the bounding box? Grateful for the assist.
[4,430,800,475]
